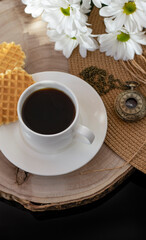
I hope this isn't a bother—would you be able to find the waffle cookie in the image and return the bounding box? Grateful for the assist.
[0,42,26,74]
[0,67,35,125]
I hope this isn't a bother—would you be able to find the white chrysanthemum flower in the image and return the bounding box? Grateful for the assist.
[97,21,146,61]
[22,0,44,18]
[47,30,78,58]
[99,0,146,32]
[42,0,88,36]
[47,28,98,58]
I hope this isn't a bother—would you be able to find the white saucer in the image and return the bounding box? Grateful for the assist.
[0,72,107,176]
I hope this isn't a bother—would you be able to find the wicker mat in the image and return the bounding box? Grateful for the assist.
[68,7,146,174]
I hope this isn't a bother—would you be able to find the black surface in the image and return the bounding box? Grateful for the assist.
[0,170,145,239]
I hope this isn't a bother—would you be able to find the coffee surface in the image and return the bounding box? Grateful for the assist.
[22,88,75,134]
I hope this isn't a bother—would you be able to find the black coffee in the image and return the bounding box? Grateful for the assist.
[22,88,76,134]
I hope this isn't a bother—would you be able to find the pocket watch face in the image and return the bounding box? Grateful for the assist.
[115,90,146,122]
[125,98,137,109]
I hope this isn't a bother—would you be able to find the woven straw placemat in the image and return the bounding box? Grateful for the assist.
[68,7,146,174]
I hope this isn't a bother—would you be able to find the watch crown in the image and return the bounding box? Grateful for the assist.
[125,81,140,91]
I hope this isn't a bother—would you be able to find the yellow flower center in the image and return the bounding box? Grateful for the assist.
[123,1,136,15]
[117,32,130,42]
[60,6,70,16]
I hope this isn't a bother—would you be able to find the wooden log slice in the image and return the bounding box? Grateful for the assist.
[0,0,133,211]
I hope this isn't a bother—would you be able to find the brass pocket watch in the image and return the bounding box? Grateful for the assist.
[114,81,146,122]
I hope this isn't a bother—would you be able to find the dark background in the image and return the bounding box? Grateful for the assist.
[0,169,145,240]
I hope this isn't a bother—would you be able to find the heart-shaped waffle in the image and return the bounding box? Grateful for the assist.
[0,67,35,125]
[0,42,26,74]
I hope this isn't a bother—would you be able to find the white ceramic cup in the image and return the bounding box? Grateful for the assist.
[17,81,95,153]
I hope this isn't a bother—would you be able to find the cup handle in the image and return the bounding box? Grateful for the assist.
[75,124,95,144]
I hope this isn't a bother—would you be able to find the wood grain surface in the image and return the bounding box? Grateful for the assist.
[0,0,133,211]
